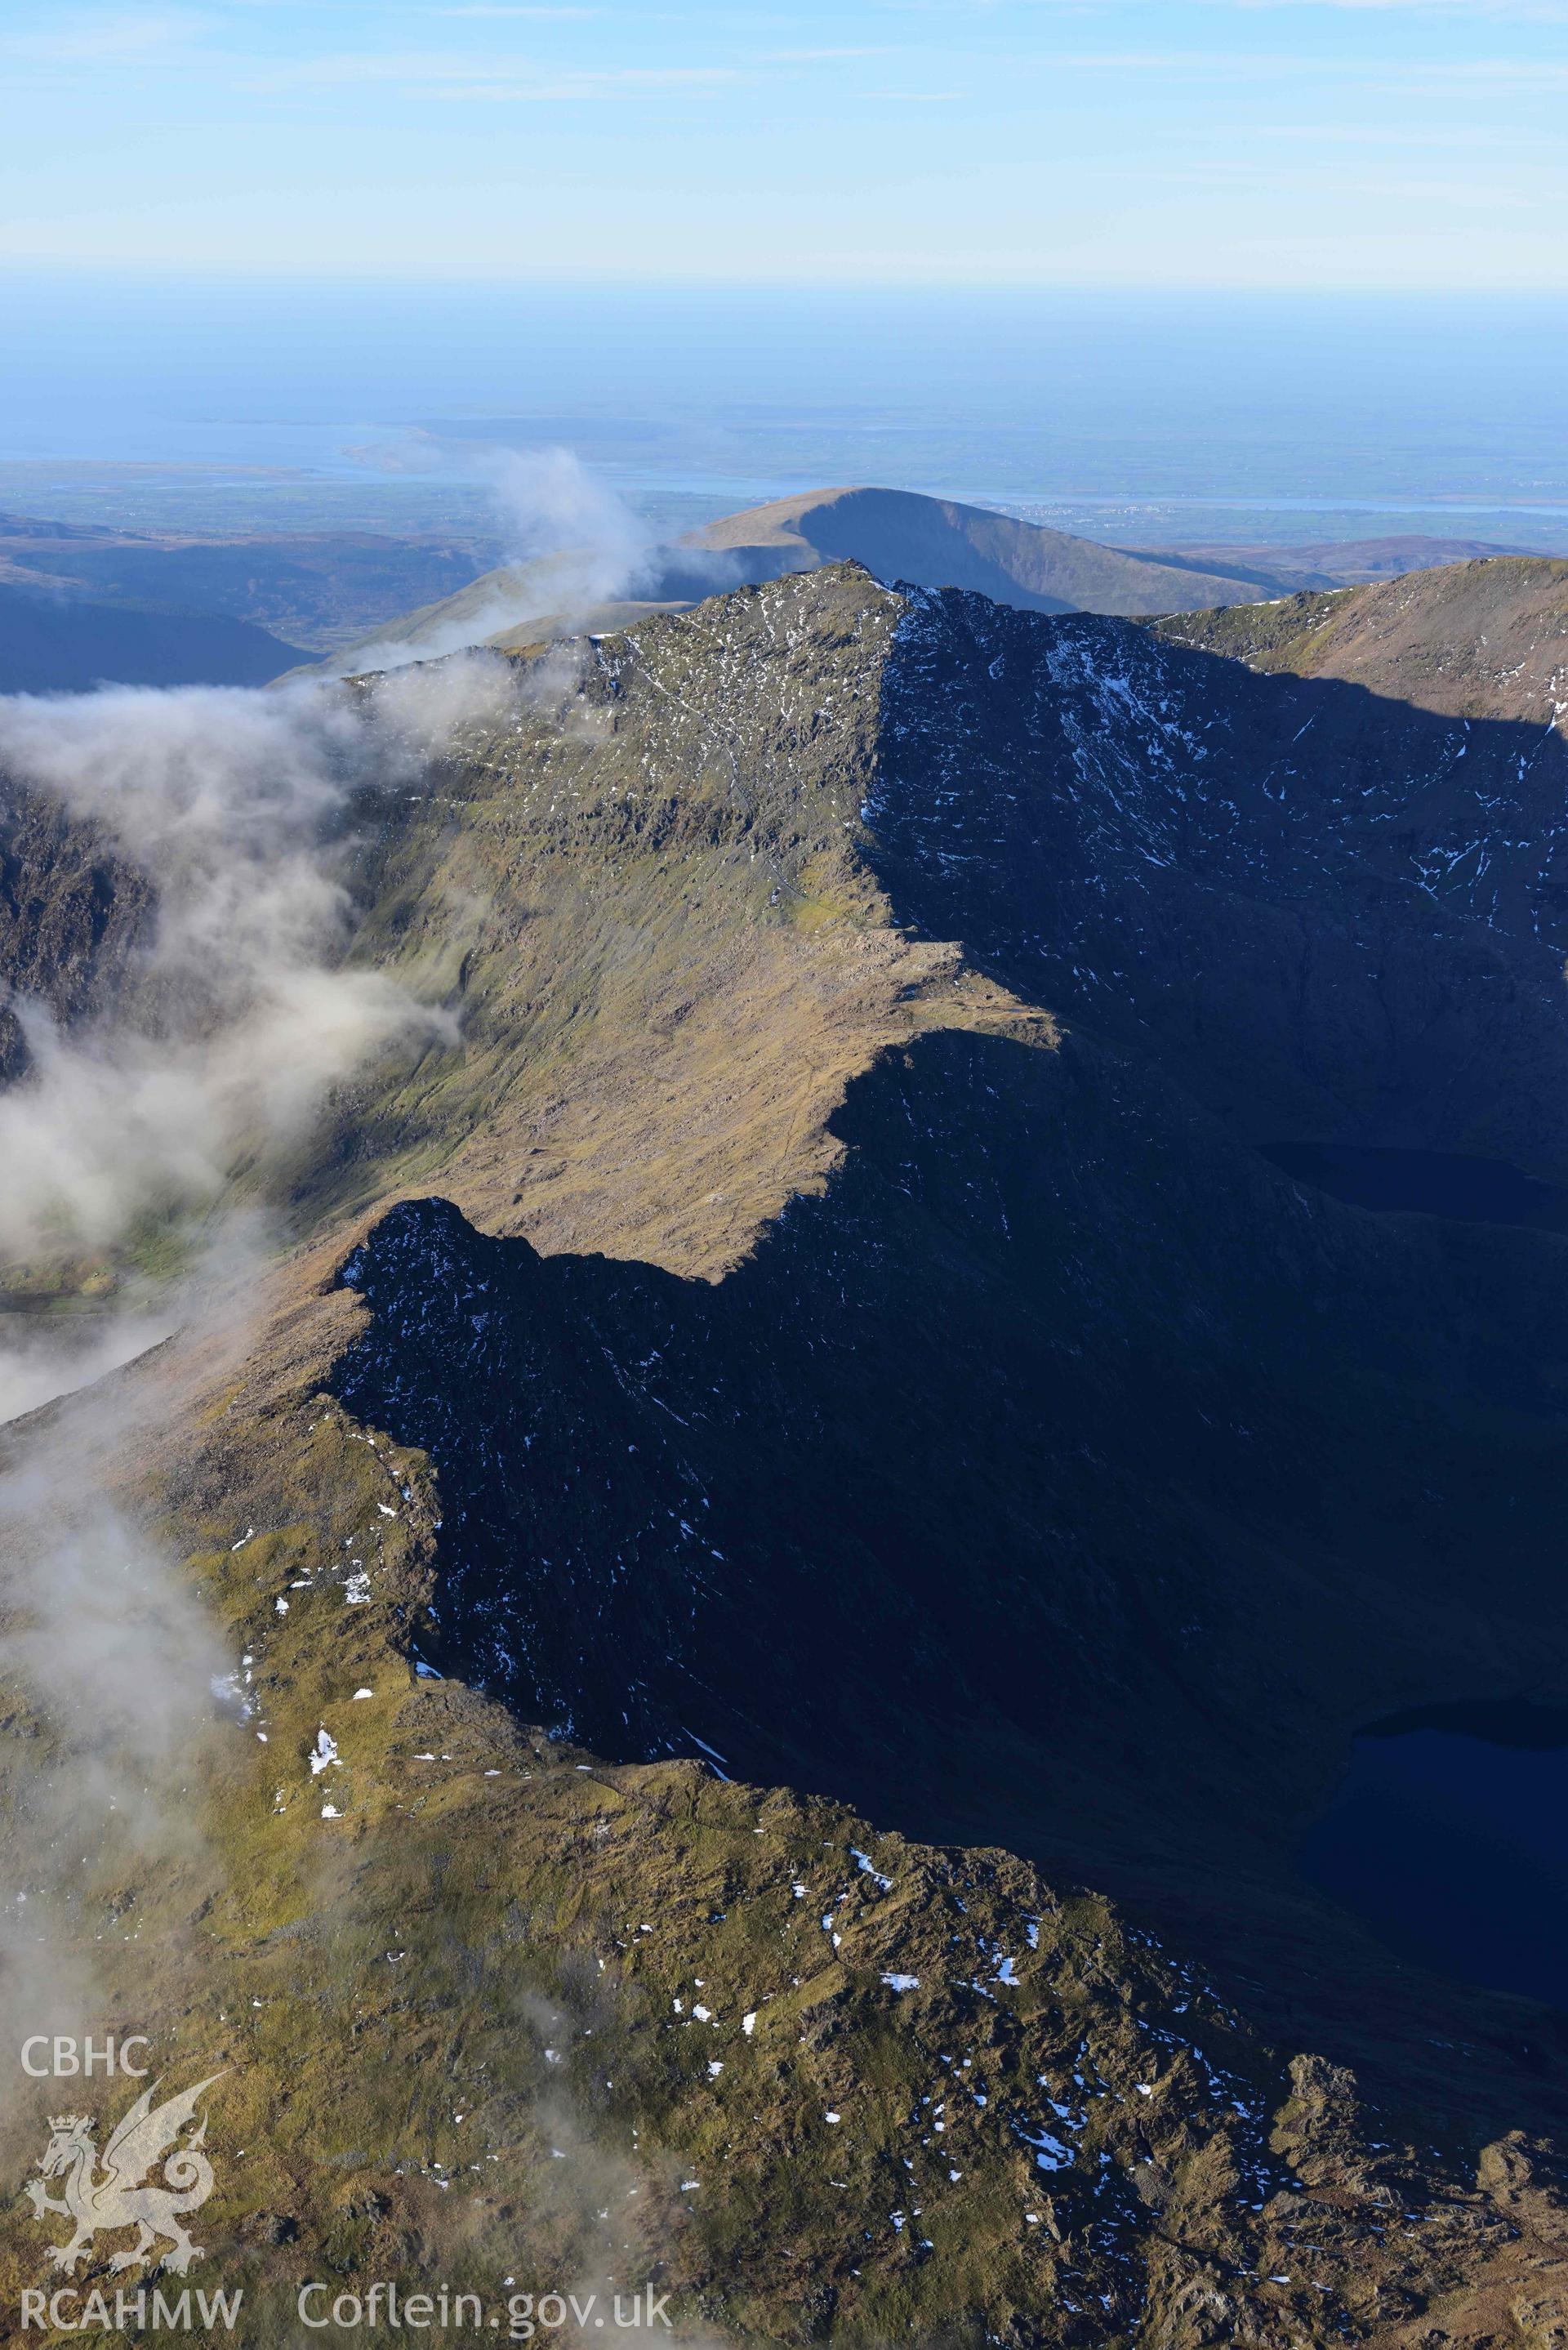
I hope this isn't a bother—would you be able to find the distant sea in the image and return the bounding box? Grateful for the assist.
[2,274,1566,554]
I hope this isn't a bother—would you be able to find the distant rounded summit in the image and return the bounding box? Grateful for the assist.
[305,484,1357,677]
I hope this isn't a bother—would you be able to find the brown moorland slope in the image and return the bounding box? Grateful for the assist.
[1153,554,1568,726]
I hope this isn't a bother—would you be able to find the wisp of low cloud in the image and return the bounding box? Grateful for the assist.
[348,447,739,670]
[0,658,515,1261]
[0,652,514,2076]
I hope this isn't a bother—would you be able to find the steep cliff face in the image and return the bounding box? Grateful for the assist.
[882,582,1568,1162]
[331,1029,1568,1853]
[7,560,1568,2343]
[326,1040,1568,2145]
[307,565,1568,2129]
[0,777,153,1082]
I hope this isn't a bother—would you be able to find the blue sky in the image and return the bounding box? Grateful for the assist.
[2,1,1566,288]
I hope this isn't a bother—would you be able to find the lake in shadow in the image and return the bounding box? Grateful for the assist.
[1262,1143,1568,1229]
[1299,1704,1568,2011]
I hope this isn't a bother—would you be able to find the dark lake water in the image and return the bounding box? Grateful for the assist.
[1274,1152,1568,2005]
[1263,1143,1568,1230]
[1299,1706,1568,2010]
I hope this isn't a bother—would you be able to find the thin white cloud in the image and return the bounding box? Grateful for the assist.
[1258,118,1556,144]
[1002,46,1374,67]
[2,7,208,60]
[976,42,1568,86]
[241,48,746,96]
[1225,1,1568,12]
[896,0,1568,15]
[763,47,895,60]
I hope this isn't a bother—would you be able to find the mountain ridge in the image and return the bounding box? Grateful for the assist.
[6,556,1568,2342]
[301,486,1347,679]
[1152,554,1568,727]
[683,485,1298,614]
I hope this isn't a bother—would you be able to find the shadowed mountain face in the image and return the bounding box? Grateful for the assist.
[333,1032,1568,1849]
[8,558,1568,2339]
[886,585,1568,1163]
[313,564,1568,2139]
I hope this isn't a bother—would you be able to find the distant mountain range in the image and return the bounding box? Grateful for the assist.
[0,491,1543,696]
[0,508,503,691]
[310,484,1540,676]
[1165,532,1530,586]
[0,580,309,691]
[684,484,1287,613]
[685,493,1521,606]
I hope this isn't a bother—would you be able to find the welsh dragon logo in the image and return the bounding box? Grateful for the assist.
[24,2073,225,2276]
